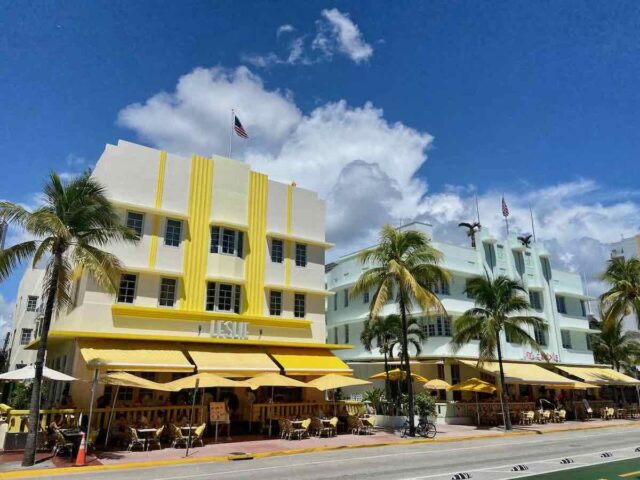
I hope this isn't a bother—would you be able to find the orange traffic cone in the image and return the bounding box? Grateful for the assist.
[74,432,87,467]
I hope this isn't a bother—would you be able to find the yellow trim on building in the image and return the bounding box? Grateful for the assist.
[244,172,268,315]
[284,183,293,286]
[183,155,214,311]
[205,275,245,285]
[148,151,167,268]
[267,231,334,249]
[28,330,353,350]
[111,304,310,328]
[209,220,249,231]
[124,266,183,277]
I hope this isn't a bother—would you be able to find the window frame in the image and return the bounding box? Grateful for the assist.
[271,239,284,263]
[295,243,307,267]
[164,219,182,247]
[294,293,306,318]
[117,273,137,304]
[269,290,282,316]
[344,324,349,343]
[363,291,370,304]
[556,295,567,314]
[20,328,33,346]
[343,289,349,308]
[210,226,244,258]
[126,211,145,240]
[158,277,177,308]
[205,282,242,313]
[561,329,572,349]
[26,296,38,312]
[534,326,547,347]
[529,290,542,310]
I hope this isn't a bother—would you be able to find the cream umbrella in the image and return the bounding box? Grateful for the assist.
[102,372,179,448]
[245,373,312,436]
[0,365,76,381]
[448,377,497,426]
[307,374,372,416]
[164,373,250,454]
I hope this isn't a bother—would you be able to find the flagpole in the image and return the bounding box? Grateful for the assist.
[228,109,234,159]
[529,204,536,242]
[475,193,481,225]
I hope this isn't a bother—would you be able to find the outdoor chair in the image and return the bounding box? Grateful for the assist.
[541,410,551,424]
[147,425,164,451]
[292,418,311,440]
[362,416,376,433]
[557,410,566,423]
[126,427,145,452]
[170,424,188,448]
[190,423,206,448]
[310,417,323,437]
[521,411,534,426]
[347,415,368,435]
[319,417,338,437]
[52,431,74,458]
[279,419,294,440]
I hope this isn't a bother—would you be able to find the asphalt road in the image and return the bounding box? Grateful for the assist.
[36,426,640,480]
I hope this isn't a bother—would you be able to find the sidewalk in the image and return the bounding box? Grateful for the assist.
[1,419,637,478]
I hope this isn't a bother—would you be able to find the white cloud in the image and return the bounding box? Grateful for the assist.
[0,294,14,340]
[276,24,295,37]
[244,8,373,67]
[117,66,640,297]
[316,8,373,63]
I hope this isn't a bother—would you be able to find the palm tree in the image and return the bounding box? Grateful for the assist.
[361,315,399,405]
[451,275,547,430]
[352,225,448,435]
[517,234,533,248]
[0,172,136,466]
[386,314,428,366]
[601,257,640,330]
[591,313,640,404]
[458,221,481,248]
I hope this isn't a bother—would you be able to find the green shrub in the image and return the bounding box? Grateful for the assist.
[414,392,436,419]
[362,387,385,412]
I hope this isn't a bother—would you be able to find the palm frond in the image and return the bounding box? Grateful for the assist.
[0,241,38,281]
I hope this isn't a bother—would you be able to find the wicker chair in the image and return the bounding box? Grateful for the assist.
[147,425,164,451]
[292,418,311,440]
[126,427,145,452]
[310,417,324,437]
[190,424,206,448]
[170,424,188,448]
[319,417,338,437]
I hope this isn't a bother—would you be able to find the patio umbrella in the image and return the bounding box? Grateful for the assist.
[164,373,250,456]
[369,368,429,383]
[102,372,179,448]
[306,374,371,391]
[448,377,496,426]
[245,373,311,437]
[0,365,76,381]
[423,379,452,391]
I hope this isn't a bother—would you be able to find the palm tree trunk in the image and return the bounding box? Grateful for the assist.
[399,295,416,436]
[383,347,391,414]
[495,330,512,431]
[22,251,61,466]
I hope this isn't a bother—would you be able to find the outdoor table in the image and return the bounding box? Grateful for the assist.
[60,429,83,455]
[136,428,157,450]
[181,426,197,433]
[616,409,626,419]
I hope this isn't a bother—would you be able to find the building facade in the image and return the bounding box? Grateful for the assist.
[326,222,599,397]
[12,140,348,409]
[608,233,640,332]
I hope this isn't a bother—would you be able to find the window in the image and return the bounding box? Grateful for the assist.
[529,291,542,310]
[333,327,339,344]
[117,274,137,303]
[556,295,567,314]
[363,291,370,304]
[561,329,572,349]
[534,326,547,347]
[496,244,505,259]
[210,227,243,258]
[269,291,282,316]
[524,252,532,266]
[505,329,520,344]
[465,279,475,299]
[205,282,241,313]
[20,329,32,345]
[159,278,177,307]
[514,252,525,275]
[586,333,593,351]
[126,211,144,239]
[580,300,587,317]
[426,315,451,337]
[118,387,134,401]
[430,279,450,295]
[344,289,349,308]
[164,219,182,247]
[295,243,307,267]
[540,257,552,281]
[333,294,338,311]
[483,243,496,269]
[294,293,306,318]
[26,296,38,312]
[271,239,284,263]
[344,324,350,343]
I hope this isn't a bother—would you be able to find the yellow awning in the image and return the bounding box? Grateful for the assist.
[99,372,180,391]
[188,346,280,377]
[268,348,352,376]
[79,340,193,372]
[164,373,250,390]
[460,360,575,386]
[555,365,640,386]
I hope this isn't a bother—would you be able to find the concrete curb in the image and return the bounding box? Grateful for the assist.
[2,422,638,479]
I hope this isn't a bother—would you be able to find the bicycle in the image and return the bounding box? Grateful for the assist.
[400,418,437,438]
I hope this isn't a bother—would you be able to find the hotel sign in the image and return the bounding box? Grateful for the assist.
[524,351,560,362]
[211,320,249,339]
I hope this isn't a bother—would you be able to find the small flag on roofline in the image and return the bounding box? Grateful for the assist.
[234,115,249,139]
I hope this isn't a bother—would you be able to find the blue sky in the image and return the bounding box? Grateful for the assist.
[2,1,640,324]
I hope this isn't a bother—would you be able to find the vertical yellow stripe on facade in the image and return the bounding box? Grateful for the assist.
[284,183,293,286]
[182,155,214,311]
[245,172,268,315]
[148,151,167,269]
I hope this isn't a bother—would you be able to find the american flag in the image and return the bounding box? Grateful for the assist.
[501,196,509,218]
[234,115,248,139]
